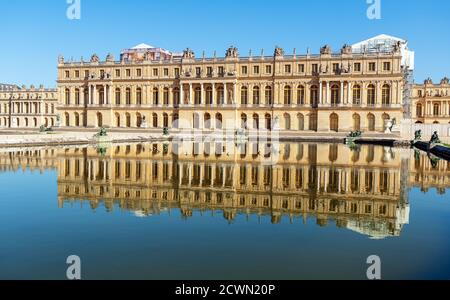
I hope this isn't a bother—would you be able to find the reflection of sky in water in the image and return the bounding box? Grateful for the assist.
[0,144,449,280]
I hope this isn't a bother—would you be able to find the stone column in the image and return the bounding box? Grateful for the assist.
[340,81,344,106]
[326,81,330,105]
[200,83,204,105]
[212,83,216,106]
[93,85,97,105]
[224,83,228,106]
[234,82,237,105]
[180,84,184,106]
[189,83,193,105]
[319,81,323,104]
[347,82,351,105]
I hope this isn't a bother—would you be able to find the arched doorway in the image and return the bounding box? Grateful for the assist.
[74,113,80,127]
[96,113,103,127]
[330,113,339,132]
[353,114,361,131]
[126,113,131,128]
[193,113,200,129]
[265,114,272,131]
[204,113,211,129]
[253,114,259,130]
[65,113,70,127]
[115,113,120,127]
[367,114,375,131]
[297,114,304,131]
[215,113,223,129]
[136,113,142,128]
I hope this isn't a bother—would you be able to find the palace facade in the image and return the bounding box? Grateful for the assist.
[412,77,450,124]
[0,84,58,128]
[56,35,412,133]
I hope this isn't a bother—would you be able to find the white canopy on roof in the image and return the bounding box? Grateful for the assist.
[131,43,155,50]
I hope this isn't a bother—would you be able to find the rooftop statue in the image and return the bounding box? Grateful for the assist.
[274,46,284,57]
[441,77,449,85]
[225,46,239,58]
[90,54,100,63]
[424,78,433,85]
[341,44,352,55]
[320,45,332,55]
[58,55,64,64]
[106,53,115,62]
[182,48,195,59]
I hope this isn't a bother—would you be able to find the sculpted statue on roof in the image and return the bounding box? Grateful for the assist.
[225,46,239,58]
[274,46,284,57]
[90,54,100,63]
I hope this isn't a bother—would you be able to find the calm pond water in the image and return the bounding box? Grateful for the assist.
[0,142,449,280]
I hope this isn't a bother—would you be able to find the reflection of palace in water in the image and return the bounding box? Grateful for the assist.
[1,143,449,239]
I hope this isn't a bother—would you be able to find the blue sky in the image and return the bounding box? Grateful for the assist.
[0,0,449,87]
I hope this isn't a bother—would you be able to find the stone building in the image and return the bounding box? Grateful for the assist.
[412,77,450,124]
[56,35,412,133]
[0,84,58,128]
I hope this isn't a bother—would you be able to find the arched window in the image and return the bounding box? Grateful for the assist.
[99,87,105,105]
[433,103,440,116]
[204,113,211,129]
[353,85,361,105]
[265,114,272,130]
[115,88,121,105]
[126,113,131,127]
[173,88,180,107]
[126,88,131,105]
[310,85,319,107]
[253,86,260,105]
[416,103,423,117]
[297,85,305,105]
[75,89,80,105]
[240,113,247,129]
[163,113,169,128]
[253,114,259,130]
[265,86,272,105]
[284,113,291,130]
[194,87,202,105]
[33,118,37,127]
[153,113,158,128]
[331,84,340,106]
[284,85,292,105]
[193,113,200,129]
[241,86,248,105]
[217,86,224,105]
[382,84,391,105]
[367,84,376,106]
[136,113,142,128]
[153,88,159,105]
[206,86,213,105]
[65,113,70,127]
[115,113,120,127]
[65,88,70,105]
[136,88,142,105]
[297,114,304,131]
[215,113,223,129]
[163,88,169,105]
[74,112,80,127]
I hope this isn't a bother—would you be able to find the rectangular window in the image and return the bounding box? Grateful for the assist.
[115,69,120,77]
[74,70,80,78]
[265,65,272,74]
[153,68,158,76]
[354,63,361,72]
[136,69,142,77]
[253,66,260,74]
[126,69,131,77]
[285,64,291,73]
[100,69,105,78]
[196,67,201,76]
[218,66,224,75]
[312,64,318,74]
[383,62,391,71]
[84,70,89,78]
[207,67,213,76]
[241,66,248,75]
[164,68,169,76]
[298,64,305,73]
[333,63,339,73]
[174,68,180,77]
[65,71,70,78]
[369,62,376,72]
